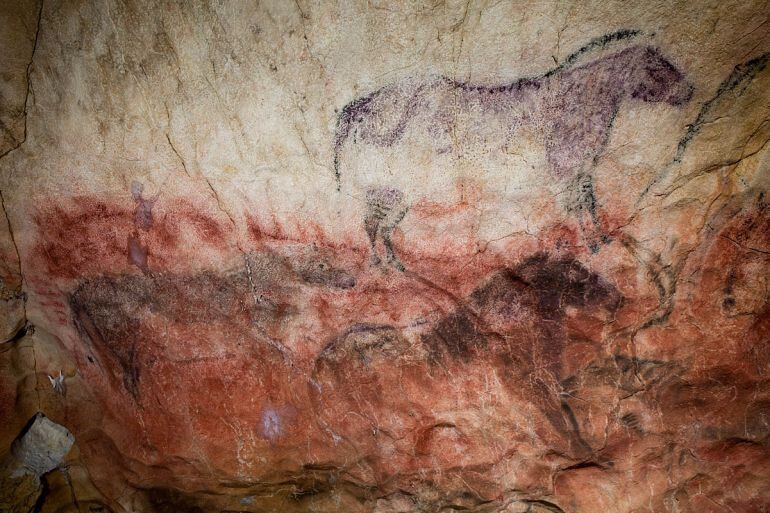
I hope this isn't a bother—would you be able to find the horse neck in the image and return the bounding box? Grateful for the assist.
[555,47,638,98]
[596,47,643,91]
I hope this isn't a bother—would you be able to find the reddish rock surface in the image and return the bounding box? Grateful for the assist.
[0,1,769,512]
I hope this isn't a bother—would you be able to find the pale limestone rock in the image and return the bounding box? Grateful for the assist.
[10,413,74,476]
[0,413,74,512]
[0,1,768,512]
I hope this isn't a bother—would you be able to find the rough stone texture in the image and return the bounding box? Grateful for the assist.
[11,413,74,476]
[1,413,74,512]
[0,1,769,512]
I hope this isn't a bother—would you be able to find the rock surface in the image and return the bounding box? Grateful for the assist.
[1,413,74,512]
[0,1,769,512]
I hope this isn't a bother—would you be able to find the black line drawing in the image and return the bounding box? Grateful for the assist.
[333,31,693,264]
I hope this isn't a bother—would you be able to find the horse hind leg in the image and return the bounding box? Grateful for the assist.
[364,187,408,271]
[381,206,409,272]
[364,213,382,266]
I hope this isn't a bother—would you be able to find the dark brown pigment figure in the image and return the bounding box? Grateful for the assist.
[334,31,693,266]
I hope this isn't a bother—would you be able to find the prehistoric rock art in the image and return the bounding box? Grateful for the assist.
[0,1,768,512]
[313,253,623,461]
[334,34,693,263]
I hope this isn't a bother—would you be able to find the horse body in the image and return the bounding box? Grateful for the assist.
[334,44,693,266]
[335,76,541,181]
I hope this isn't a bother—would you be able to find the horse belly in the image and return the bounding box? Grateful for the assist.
[339,128,460,205]
[339,88,564,243]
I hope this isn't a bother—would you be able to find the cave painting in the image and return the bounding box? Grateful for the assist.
[333,31,693,267]
[68,249,356,400]
[312,253,623,457]
[47,32,695,458]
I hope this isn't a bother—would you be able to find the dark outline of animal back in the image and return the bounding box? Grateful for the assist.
[332,30,693,265]
[333,29,693,189]
[332,29,638,187]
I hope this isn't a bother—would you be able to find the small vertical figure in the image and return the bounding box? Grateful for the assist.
[127,233,149,272]
[131,180,156,231]
[260,408,282,442]
[364,187,409,271]
[128,180,154,272]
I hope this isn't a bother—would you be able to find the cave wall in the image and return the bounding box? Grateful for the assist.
[0,1,769,512]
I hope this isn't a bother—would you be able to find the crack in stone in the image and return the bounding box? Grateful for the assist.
[164,122,239,230]
[657,128,770,201]
[293,0,327,76]
[30,332,42,410]
[0,189,26,331]
[720,233,770,256]
[164,132,192,180]
[0,0,44,162]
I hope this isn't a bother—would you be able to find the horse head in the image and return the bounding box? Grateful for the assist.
[513,253,623,320]
[626,45,693,106]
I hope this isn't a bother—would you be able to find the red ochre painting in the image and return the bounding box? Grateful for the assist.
[1,3,769,513]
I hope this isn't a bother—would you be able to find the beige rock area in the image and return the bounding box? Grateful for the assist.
[0,1,769,512]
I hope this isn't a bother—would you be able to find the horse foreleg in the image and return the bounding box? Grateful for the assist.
[365,187,408,270]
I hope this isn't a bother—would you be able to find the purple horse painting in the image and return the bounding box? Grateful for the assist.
[333,32,693,268]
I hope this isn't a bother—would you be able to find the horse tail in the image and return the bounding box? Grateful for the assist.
[333,94,376,191]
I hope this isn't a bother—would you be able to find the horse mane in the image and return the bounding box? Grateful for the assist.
[542,29,645,78]
[333,29,649,187]
[450,29,647,92]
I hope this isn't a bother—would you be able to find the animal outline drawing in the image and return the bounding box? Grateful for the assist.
[311,252,623,458]
[333,30,693,267]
